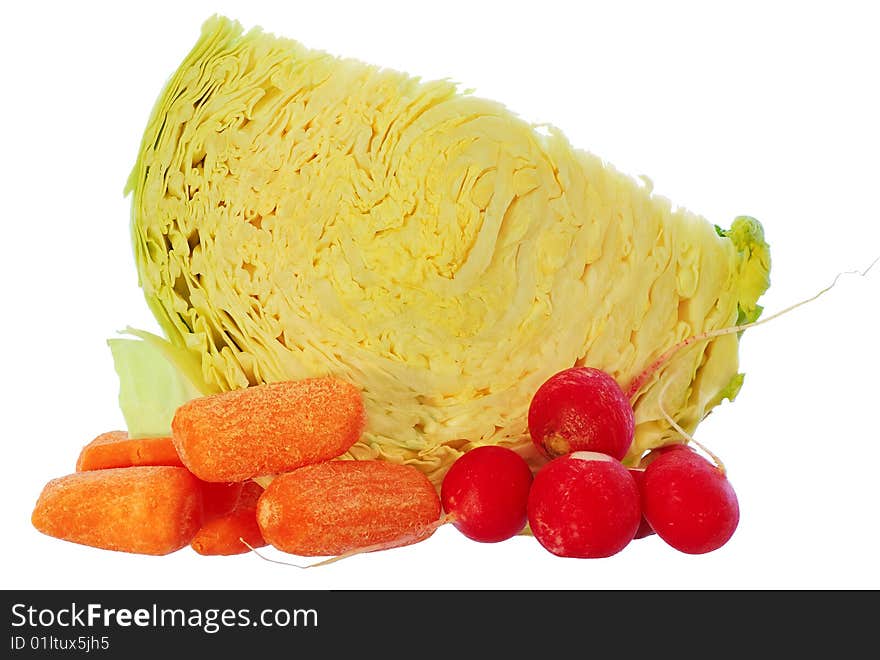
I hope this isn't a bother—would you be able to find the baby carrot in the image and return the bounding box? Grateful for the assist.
[75,431,239,519]
[171,377,365,482]
[75,430,183,471]
[256,460,441,557]
[31,466,203,555]
[191,481,267,556]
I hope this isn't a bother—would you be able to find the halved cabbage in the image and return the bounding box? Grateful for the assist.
[118,15,770,483]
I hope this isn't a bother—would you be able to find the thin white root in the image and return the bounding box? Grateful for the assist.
[626,255,880,399]
[240,513,453,569]
[657,380,726,476]
[651,256,879,476]
[725,254,879,336]
[240,539,312,568]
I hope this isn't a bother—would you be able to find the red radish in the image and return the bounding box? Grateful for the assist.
[638,443,694,469]
[630,444,695,539]
[441,446,533,543]
[627,468,655,539]
[528,367,635,461]
[642,448,739,554]
[527,451,641,558]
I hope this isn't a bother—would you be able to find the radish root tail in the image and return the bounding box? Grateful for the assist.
[625,255,880,400]
[651,255,880,476]
[657,379,726,475]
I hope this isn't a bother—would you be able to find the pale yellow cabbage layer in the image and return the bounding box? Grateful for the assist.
[127,16,770,483]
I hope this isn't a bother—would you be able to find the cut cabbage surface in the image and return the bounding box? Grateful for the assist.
[119,15,771,483]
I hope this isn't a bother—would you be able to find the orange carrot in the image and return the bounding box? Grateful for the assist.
[256,461,441,557]
[75,430,183,471]
[31,466,203,555]
[75,430,239,519]
[191,481,267,556]
[171,377,365,482]
[75,431,240,519]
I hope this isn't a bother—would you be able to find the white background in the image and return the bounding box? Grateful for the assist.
[2,0,878,590]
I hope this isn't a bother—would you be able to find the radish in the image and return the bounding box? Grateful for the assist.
[638,443,694,468]
[641,448,739,554]
[627,468,655,539]
[631,446,696,539]
[527,451,641,558]
[440,446,533,543]
[528,367,635,461]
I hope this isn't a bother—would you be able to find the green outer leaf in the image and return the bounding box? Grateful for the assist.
[706,372,746,410]
[720,216,772,326]
[108,332,205,438]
